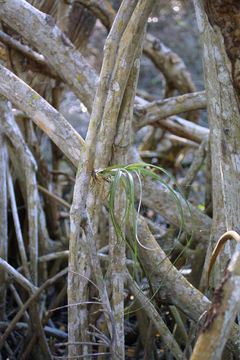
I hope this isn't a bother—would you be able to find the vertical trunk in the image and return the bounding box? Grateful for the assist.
[194,0,240,287]
[0,97,8,320]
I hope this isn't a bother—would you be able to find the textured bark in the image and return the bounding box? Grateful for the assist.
[0,63,211,245]
[0,2,206,241]
[68,2,141,357]
[68,2,96,50]
[191,241,240,360]
[76,0,198,113]
[202,0,240,106]
[156,115,209,144]
[75,0,116,31]
[0,62,223,353]
[194,0,240,288]
[0,97,8,321]
[3,1,239,357]
[108,32,144,359]
[134,91,206,130]
[143,33,197,97]
[0,0,98,112]
[0,64,84,167]
[7,169,31,280]
[128,146,212,246]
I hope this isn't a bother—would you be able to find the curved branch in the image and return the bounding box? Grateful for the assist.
[75,0,115,31]
[207,231,240,287]
[156,115,209,144]
[143,33,197,95]
[134,91,206,129]
[0,64,211,244]
[0,0,98,112]
[0,64,84,168]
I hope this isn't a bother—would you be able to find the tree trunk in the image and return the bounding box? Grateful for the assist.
[194,0,240,288]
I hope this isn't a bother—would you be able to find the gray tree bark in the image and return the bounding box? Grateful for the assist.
[194,0,240,289]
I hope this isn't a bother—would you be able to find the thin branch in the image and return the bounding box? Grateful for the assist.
[0,267,68,350]
[0,257,37,294]
[23,282,68,357]
[7,168,31,279]
[125,269,187,360]
[38,184,71,209]
[76,0,197,109]
[134,91,206,130]
[0,0,98,112]
[143,33,197,95]
[1,95,39,285]
[75,0,115,31]
[8,283,30,323]
[25,148,38,285]
[0,29,60,80]
[0,64,84,168]
[181,139,207,197]
[0,30,45,64]
[155,115,209,144]
[51,170,75,183]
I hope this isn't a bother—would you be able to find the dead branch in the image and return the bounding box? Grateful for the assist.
[0,63,211,244]
[155,115,209,144]
[191,241,240,359]
[0,267,67,352]
[0,0,98,112]
[0,258,37,294]
[134,91,206,130]
[125,269,187,360]
[0,96,8,321]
